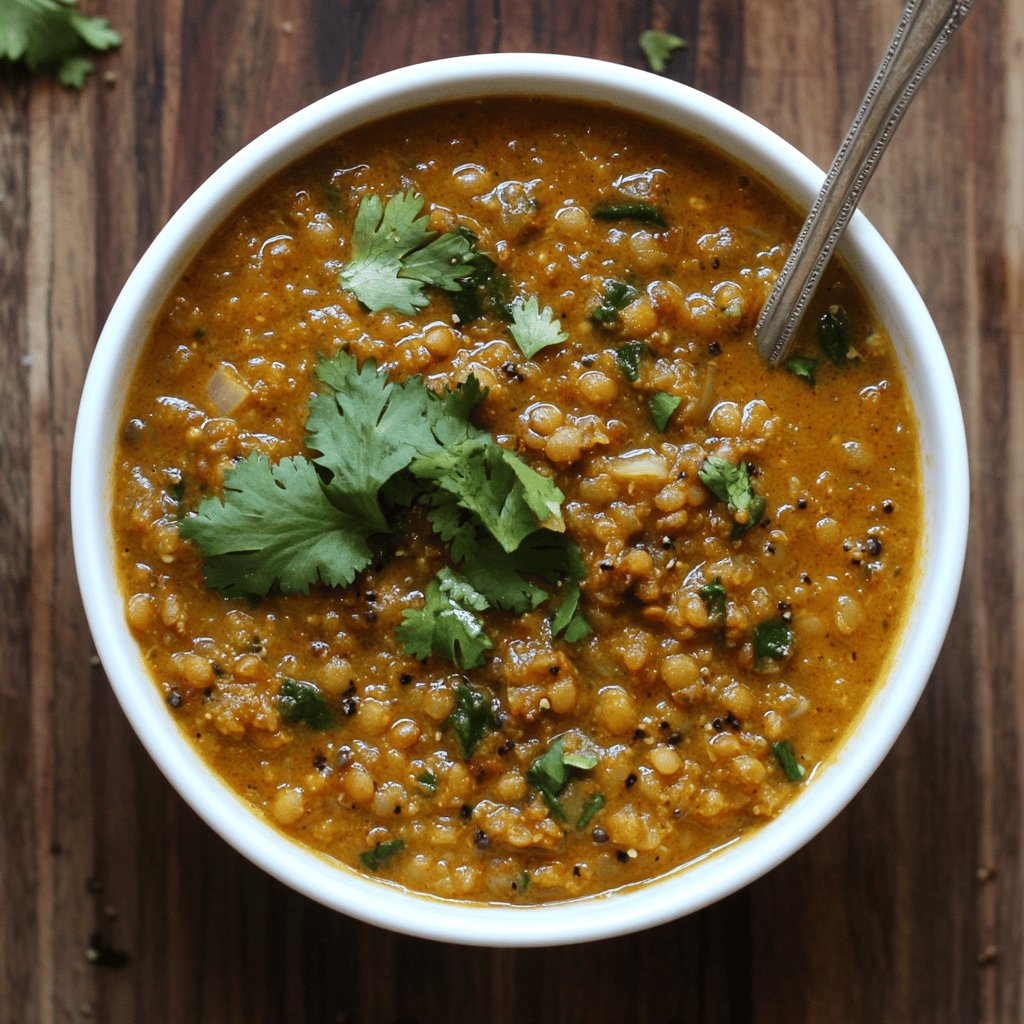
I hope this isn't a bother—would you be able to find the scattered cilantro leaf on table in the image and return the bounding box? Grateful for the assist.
[508,295,568,358]
[445,681,497,758]
[338,191,476,314]
[0,0,121,88]
[639,29,687,74]
[698,456,767,538]
[396,568,493,670]
[178,453,374,598]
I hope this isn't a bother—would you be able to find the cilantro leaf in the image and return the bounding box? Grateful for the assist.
[508,295,568,358]
[819,305,850,364]
[771,740,806,782]
[278,678,335,730]
[698,456,767,538]
[699,576,727,625]
[785,355,818,386]
[445,681,497,759]
[593,202,668,228]
[358,839,405,871]
[416,770,438,793]
[396,568,493,670]
[0,0,121,88]
[577,792,605,829]
[527,736,600,823]
[754,619,794,669]
[412,438,564,553]
[650,391,682,431]
[179,453,374,598]
[551,582,592,643]
[338,191,476,314]
[448,228,515,325]
[591,281,638,324]
[616,341,648,383]
[306,352,439,531]
[639,29,686,73]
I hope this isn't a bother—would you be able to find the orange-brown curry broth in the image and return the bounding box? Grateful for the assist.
[113,99,920,903]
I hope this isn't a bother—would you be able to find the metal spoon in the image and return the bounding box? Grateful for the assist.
[754,0,976,366]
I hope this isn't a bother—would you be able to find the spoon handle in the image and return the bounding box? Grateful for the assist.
[754,0,975,366]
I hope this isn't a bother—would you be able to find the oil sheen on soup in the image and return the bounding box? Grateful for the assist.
[113,99,921,903]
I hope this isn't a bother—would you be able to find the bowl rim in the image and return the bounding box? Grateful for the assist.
[71,52,969,947]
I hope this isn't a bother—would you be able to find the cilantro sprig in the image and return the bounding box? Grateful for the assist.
[698,457,767,538]
[508,295,568,358]
[527,736,600,823]
[181,351,590,669]
[395,568,493,670]
[0,0,121,88]
[278,678,335,730]
[338,191,476,314]
[444,681,497,759]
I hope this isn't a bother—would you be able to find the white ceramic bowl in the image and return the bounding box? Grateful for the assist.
[72,53,969,946]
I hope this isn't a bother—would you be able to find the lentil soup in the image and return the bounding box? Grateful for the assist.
[113,98,921,904]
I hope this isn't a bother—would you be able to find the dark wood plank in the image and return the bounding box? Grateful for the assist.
[2,0,1022,1021]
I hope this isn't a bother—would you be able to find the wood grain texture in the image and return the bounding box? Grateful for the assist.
[1,0,1021,1021]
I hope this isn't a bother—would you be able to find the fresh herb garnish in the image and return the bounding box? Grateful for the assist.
[447,228,515,325]
[527,736,600,823]
[818,306,850,364]
[508,295,568,358]
[516,870,530,893]
[593,202,668,228]
[639,29,686,73]
[754,619,795,669]
[577,792,605,829]
[699,576,727,625]
[444,681,497,759]
[698,457,767,538]
[650,391,682,431]
[181,353,567,654]
[591,281,639,324]
[278,678,335,730]
[771,740,806,781]
[551,581,592,642]
[416,771,438,793]
[178,452,376,598]
[338,191,476,313]
[396,568,493,670]
[616,341,648,382]
[358,838,405,871]
[785,355,819,386]
[0,0,121,87]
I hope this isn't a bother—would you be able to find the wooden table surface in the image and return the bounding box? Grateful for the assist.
[2,1,1021,1021]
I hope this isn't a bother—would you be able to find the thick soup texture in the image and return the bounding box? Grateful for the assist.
[114,99,920,903]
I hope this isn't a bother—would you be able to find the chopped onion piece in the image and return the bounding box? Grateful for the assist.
[206,363,251,415]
